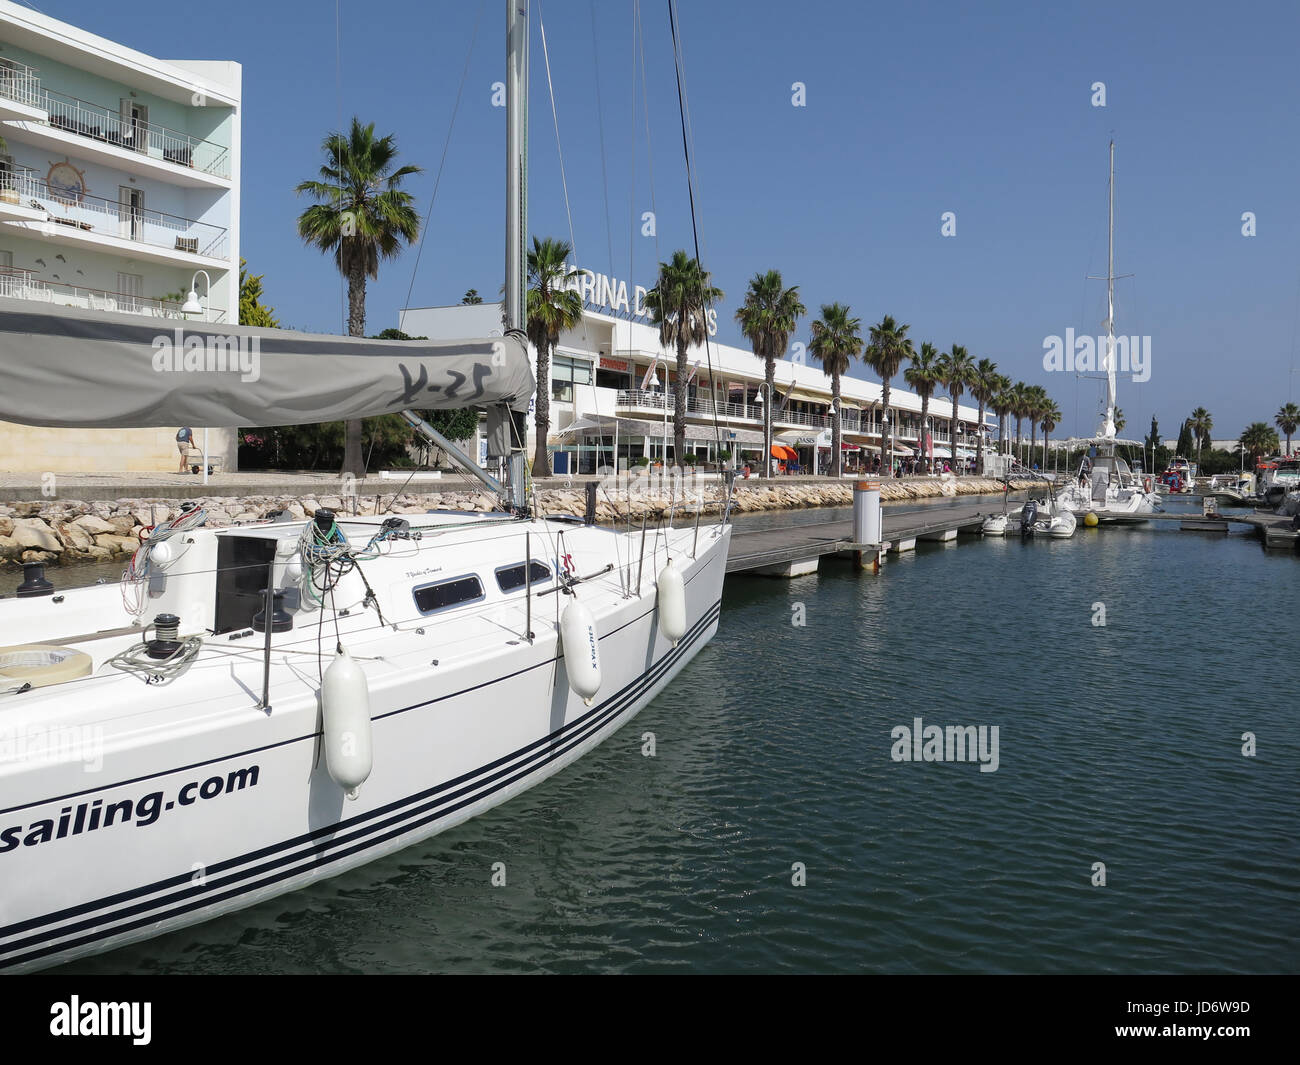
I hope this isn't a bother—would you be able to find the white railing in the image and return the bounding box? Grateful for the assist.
[0,165,40,200]
[615,388,842,429]
[23,176,228,259]
[0,57,42,109]
[774,407,832,429]
[41,89,231,178]
[0,267,226,322]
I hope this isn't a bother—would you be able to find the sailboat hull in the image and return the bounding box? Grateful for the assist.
[0,519,729,972]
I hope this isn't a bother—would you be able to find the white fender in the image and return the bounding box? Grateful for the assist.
[321,646,373,799]
[656,558,687,646]
[560,597,601,705]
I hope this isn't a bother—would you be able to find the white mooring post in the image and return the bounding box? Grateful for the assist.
[853,479,883,571]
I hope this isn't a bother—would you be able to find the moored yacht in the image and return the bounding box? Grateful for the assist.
[0,0,732,972]
[1053,142,1160,525]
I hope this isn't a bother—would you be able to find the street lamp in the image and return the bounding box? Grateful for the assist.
[924,416,934,474]
[753,382,773,476]
[182,270,212,485]
[650,364,668,465]
[829,398,840,477]
[881,410,891,474]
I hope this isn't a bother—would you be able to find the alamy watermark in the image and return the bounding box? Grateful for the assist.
[1042,328,1150,383]
[890,716,1000,772]
[152,328,261,383]
[0,724,104,772]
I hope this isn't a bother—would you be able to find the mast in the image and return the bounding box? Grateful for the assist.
[396,0,529,504]
[505,0,528,336]
[1101,139,1117,441]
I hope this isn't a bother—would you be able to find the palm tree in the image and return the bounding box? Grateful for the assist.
[461,289,483,305]
[1040,398,1062,472]
[1274,402,1299,457]
[809,303,863,477]
[1023,386,1041,468]
[644,251,723,465]
[1113,407,1126,434]
[938,344,974,473]
[990,375,1014,462]
[1240,422,1280,464]
[525,237,583,477]
[864,315,912,471]
[1030,386,1052,469]
[1009,382,1031,464]
[1189,406,1213,468]
[969,358,999,475]
[904,342,943,472]
[735,270,806,476]
[296,117,422,475]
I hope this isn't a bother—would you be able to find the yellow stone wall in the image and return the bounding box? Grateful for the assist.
[0,424,239,474]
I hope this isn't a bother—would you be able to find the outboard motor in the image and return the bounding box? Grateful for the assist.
[1020,499,1038,540]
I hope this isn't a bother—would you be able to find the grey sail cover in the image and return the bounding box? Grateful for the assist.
[0,303,535,427]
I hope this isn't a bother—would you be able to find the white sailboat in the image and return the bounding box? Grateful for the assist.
[1055,141,1160,525]
[0,1,730,973]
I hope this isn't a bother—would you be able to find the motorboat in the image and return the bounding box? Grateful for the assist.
[1205,473,1254,506]
[1017,496,1077,539]
[981,513,1008,536]
[1158,456,1195,494]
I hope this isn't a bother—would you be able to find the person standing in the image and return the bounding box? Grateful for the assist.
[176,426,194,473]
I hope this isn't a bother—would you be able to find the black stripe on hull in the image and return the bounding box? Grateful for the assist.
[0,599,722,971]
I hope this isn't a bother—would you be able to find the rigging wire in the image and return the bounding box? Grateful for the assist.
[335,0,346,337]
[666,0,725,464]
[402,0,486,312]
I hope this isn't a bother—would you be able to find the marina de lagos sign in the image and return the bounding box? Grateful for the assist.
[562,262,718,337]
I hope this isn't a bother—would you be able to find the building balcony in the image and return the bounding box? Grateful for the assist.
[0,57,44,121]
[617,387,760,424]
[0,170,229,267]
[616,387,848,430]
[0,58,231,188]
[0,267,227,322]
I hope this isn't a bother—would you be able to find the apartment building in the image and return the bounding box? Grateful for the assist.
[0,0,240,473]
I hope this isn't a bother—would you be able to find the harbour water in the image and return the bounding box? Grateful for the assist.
[49,500,1299,974]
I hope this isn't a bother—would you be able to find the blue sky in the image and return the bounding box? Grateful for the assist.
[39,0,1300,439]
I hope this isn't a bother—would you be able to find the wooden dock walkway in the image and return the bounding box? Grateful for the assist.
[1139,510,1300,548]
[726,505,989,574]
[725,505,1299,575]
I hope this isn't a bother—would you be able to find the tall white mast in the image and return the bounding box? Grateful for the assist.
[505,0,528,336]
[1100,139,1117,440]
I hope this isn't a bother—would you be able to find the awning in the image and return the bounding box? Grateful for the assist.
[555,415,606,436]
[779,388,824,404]
[776,428,830,448]
[555,415,765,446]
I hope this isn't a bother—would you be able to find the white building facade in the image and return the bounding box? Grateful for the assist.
[402,284,993,477]
[0,0,240,472]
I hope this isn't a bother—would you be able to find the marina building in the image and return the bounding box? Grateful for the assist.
[0,0,240,473]
[402,276,993,475]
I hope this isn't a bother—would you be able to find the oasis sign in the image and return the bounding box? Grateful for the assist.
[562,263,718,337]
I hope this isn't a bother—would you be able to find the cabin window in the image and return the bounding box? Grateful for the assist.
[495,560,552,593]
[412,575,484,615]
